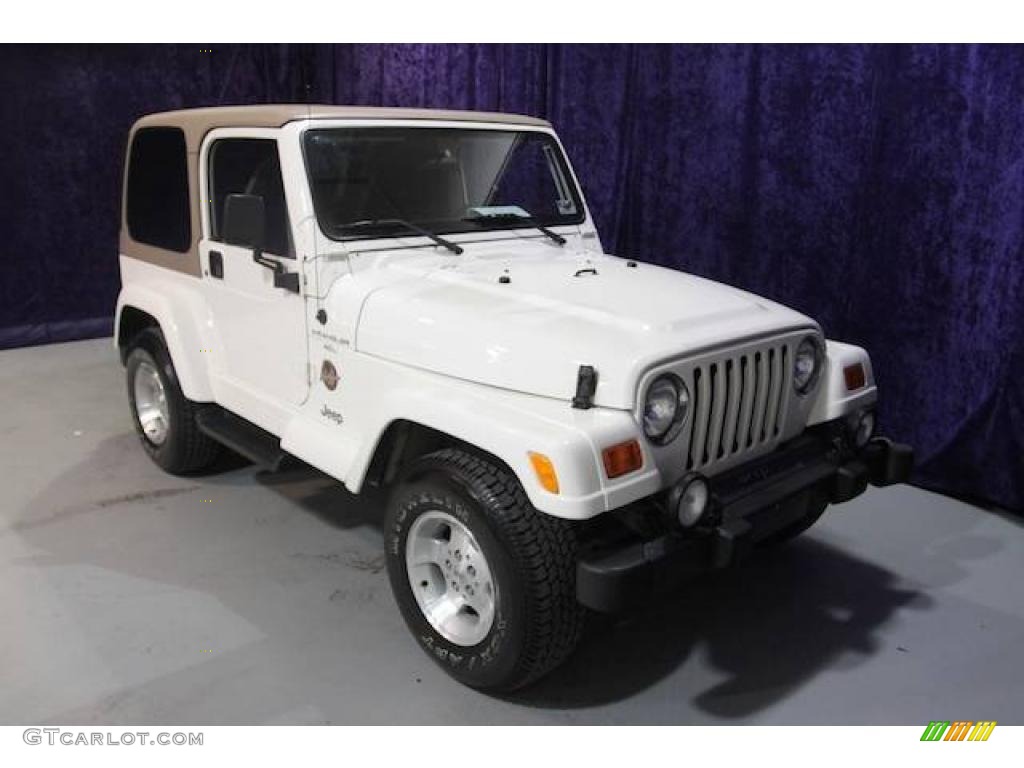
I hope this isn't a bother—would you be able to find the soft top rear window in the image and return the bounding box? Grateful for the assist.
[125,127,191,252]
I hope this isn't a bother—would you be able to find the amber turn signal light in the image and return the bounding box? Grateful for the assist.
[844,363,866,392]
[602,440,643,479]
[528,452,560,494]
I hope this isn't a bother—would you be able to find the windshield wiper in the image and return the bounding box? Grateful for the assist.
[336,218,464,255]
[464,212,566,246]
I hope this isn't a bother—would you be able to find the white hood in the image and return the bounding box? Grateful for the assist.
[352,244,817,409]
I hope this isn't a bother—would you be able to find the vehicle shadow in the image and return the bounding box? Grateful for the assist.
[509,536,930,716]
[16,436,932,720]
[251,462,933,717]
[253,459,388,531]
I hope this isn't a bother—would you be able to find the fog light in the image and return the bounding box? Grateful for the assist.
[672,475,709,529]
[853,411,876,448]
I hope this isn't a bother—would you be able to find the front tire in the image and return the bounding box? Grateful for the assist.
[384,448,584,691]
[125,328,221,474]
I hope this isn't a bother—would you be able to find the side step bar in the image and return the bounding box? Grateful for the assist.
[195,408,287,471]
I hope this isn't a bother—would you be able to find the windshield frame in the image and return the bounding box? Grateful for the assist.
[299,121,588,245]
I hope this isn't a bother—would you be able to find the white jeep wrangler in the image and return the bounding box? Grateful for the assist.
[115,105,913,690]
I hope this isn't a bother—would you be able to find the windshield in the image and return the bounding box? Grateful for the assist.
[303,127,585,241]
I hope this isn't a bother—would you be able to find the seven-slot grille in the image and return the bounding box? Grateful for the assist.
[684,343,792,472]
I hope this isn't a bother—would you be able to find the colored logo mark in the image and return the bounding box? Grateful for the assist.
[920,721,996,741]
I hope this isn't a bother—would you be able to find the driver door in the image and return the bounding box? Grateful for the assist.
[199,133,308,424]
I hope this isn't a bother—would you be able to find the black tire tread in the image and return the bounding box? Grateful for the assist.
[128,327,221,474]
[417,447,585,689]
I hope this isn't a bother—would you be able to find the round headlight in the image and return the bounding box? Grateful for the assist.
[643,375,689,443]
[793,336,821,395]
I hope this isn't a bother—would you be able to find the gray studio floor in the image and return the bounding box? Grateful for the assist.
[2,338,1022,725]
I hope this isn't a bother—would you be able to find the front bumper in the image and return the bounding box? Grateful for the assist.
[576,431,913,612]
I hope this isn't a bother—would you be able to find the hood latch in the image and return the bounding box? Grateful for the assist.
[572,365,598,410]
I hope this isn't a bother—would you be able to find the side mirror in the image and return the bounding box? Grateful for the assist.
[222,194,265,253]
[220,192,298,294]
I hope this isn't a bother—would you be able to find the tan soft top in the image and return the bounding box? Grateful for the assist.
[133,104,551,151]
[121,104,551,277]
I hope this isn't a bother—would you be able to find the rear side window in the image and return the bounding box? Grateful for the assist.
[125,127,191,252]
[209,138,291,257]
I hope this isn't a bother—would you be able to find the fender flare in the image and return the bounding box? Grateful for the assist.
[114,283,214,402]
[340,377,618,521]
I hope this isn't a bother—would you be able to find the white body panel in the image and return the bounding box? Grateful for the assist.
[116,117,879,520]
[115,260,216,402]
[808,340,878,425]
[194,127,310,435]
[352,244,815,410]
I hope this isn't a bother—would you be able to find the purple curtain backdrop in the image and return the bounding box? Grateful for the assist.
[0,44,1021,512]
[328,44,1024,514]
[0,43,319,348]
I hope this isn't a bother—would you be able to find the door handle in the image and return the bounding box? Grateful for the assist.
[209,250,224,279]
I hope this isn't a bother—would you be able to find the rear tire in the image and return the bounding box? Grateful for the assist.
[384,448,584,691]
[125,327,221,474]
